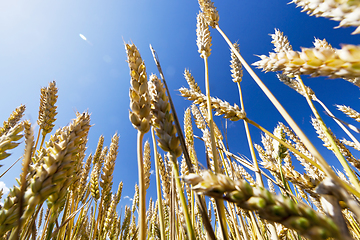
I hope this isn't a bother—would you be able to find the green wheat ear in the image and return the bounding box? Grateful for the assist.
[185,170,341,240]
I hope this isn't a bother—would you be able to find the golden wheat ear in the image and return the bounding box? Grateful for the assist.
[253,45,360,87]
[37,81,58,136]
[149,74,182,158]
[198,0,219,28]
[126,43,151,134]
[0,122,23,162]
[290,0,360,34]
[0,104,25,137]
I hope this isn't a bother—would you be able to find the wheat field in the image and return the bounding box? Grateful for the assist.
[1,0,360,239]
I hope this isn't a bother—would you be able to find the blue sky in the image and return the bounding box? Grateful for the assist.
[1,1,360,207]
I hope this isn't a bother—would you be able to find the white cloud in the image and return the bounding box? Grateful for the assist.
[0,181,9,196]
[124,196,133,201]
[150,170,155,175]
[0,182,10,207]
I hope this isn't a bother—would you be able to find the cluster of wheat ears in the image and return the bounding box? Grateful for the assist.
[1,0,360,239]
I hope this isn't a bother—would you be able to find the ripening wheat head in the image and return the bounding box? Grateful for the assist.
[290,0,360,34]
[38,81,58,136]
[253,44,360,87]
[149,74,182,157]
[126,43,151,133]
[198,0,219,28]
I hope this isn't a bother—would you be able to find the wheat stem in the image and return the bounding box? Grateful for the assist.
[237,82,263,186]
[33,127,41,157]
[296,75,360,193]
[316,99,360,151]
[90,201,97,240]
[137,131,146,240]
[203,55,229,240]
[151,127,166,240]
[236,83,279,238]
[168,153,195,240]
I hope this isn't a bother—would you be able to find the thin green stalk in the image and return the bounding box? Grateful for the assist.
[236,82,263,186]
[151,127,166,240]
[191,189,195,227]
[45,213,56,240]
[296,76,360,192]
[203,55,229,240]
[168,153,195,240]
[278,159,295,201]
[137,131,146,240]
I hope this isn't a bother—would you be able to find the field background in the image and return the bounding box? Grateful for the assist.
[1,0,360,210]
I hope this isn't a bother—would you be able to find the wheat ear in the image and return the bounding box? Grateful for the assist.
[185,170,341,240]
[36,81,58,150]
[253,45,360,87]
[290,0,360,34]
[45,112,91,239]
[0,122,23,162]
[0,104,25,137]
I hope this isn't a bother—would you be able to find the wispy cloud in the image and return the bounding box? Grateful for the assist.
[0,181,10,206]
[0,181,9,196]
[124,196,133,201]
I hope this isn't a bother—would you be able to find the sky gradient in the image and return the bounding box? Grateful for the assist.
[1,1,360,206]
